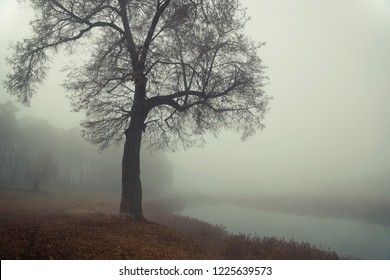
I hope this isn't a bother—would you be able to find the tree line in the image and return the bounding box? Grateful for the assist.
[0,101,173,195]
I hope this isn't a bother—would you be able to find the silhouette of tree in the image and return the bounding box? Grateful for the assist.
[0,101,25,184]
[5,0,270,220]
[26,152,58,192]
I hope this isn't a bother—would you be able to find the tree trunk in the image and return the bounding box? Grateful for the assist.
[119,77,147,220]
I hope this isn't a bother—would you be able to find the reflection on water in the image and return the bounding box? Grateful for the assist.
[179,205,390,259]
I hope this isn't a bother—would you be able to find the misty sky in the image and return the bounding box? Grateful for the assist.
[1,0,390,197]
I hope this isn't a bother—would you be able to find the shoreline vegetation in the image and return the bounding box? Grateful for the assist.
[0,187,352,259]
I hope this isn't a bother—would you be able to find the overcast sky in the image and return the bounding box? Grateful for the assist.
[1,0,390,197]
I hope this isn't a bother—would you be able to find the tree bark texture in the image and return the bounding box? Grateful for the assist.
[119,78,147,220]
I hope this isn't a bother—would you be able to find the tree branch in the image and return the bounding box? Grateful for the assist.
[139,0,172,66]
[50,0,124,34]
[118,0,140,70]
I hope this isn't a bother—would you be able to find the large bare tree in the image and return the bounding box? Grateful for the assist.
[5,0,270,220]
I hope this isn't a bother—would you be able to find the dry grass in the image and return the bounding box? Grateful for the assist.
[147,211,342,260]
[0,187,345,260]
[0,213,205,259]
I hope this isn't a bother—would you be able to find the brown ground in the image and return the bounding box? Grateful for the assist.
[0,188,206,259]
[0,213,205,259]
[0,188,344,260]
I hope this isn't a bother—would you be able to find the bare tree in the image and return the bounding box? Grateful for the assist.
[5,0,270,220]
[27,152,58,192]
[0,102,25,184]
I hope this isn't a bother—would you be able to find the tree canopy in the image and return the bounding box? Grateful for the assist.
[6,0,269,150]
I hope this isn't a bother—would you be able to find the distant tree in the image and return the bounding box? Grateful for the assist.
[26,152,58,192]
[20,117,60,154]
[0,101,25,184]
[0,101,19,117]
[5,0,270,220]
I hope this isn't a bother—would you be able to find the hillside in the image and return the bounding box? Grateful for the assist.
[0,188,343,259]
[0,212,204,259]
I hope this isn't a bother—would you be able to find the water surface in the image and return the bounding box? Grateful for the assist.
[179,205,390,259]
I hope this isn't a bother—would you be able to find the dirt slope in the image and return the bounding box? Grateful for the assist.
[0,189,205,259]
[0,212,205,259]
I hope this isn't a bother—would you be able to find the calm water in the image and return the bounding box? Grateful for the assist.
[179,205,390,259]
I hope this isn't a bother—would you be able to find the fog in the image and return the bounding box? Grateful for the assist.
[1,0,390,259]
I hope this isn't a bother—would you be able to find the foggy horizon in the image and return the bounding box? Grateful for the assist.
[1,0,390,260]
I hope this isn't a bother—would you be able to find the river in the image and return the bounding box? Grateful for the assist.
[179,205,390,259]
